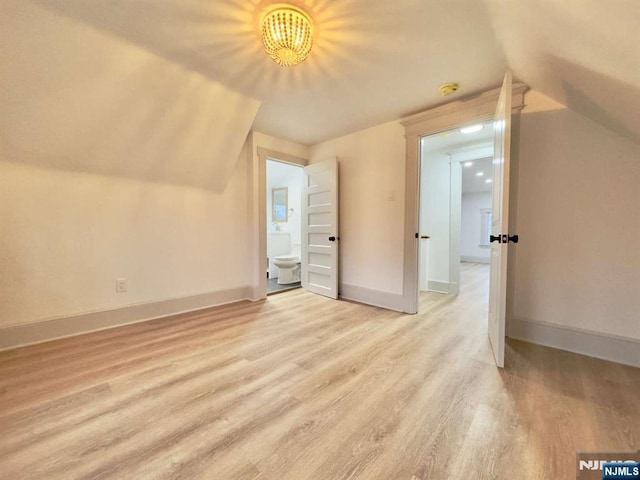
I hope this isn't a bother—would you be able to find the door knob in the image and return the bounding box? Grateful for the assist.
[490,234,518,244]
[328,236,336,242]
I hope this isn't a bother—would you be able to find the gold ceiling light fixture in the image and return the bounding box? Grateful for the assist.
[261,4,313,67]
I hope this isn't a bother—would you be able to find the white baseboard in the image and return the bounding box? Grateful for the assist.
[509,317,640,368]
[247,285,267,302]
[426,280,454,294]
[461,256,490,264]
[340,284,404,313]
[0,286,254,352]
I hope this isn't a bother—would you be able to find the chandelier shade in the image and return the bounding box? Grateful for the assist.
[261,4,313,67]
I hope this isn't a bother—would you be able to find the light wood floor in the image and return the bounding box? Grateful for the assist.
[1,263,638,480]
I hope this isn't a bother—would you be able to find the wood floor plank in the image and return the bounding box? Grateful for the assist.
[1,263,638,480]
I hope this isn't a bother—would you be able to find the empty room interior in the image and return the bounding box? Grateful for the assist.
[1,1,639,479]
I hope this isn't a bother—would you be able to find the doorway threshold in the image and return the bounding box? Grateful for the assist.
[267,278,301,295]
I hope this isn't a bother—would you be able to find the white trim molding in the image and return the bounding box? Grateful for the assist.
[340,284,405,313]
[0,286,256,352]
[509,317,640,368]
[400,81,529,314]
[401,83,529,136]
[425,280,457,295]
[461,256,490,264]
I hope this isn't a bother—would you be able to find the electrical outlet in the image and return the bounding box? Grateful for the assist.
[116,278,128,293]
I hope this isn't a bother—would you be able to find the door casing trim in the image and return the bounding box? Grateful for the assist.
[400,82,528,313]
[257,146,308,299]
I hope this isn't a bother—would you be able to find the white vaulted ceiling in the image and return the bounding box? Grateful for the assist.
[21,0,640,145]
[484,0,640,145]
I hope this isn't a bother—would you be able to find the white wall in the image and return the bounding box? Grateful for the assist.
[309,121,406,295]
[0,154,253,329]
[460,192,492,262]
[512,91,640,340]
[0,0,262,329]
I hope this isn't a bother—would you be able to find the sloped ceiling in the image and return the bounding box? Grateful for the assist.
[1,0,261,191]
[12,0,640,146]
[484,0,640,145]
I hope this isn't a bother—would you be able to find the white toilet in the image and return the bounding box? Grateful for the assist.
[267,232,301,285]
[273,255,301,284]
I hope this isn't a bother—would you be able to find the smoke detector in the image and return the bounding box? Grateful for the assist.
[439,82,459,96]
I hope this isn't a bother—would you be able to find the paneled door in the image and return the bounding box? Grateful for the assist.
[301,158,339,299]
[488,72,513,368]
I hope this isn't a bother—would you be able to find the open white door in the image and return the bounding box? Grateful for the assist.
[301,158,339,299]
[488,72,513,368]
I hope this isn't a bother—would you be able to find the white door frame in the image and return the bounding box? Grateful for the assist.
[256,147,308,299]
[400,83,528,314]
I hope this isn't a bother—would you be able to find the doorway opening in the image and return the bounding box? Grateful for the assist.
[257,146,340,301]
[266,159,304,295]
[418,120,494,305]
[404,74,525,367]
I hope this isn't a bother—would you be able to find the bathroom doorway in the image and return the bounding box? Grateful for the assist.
[418,120,494,300]
[256,147,340,300]
[266,159,304,294]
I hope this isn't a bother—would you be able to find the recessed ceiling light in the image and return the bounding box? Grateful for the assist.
[460,124,483,134]
[476,172,484,177]
[463,161,473,167]
[485,179,493,183]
